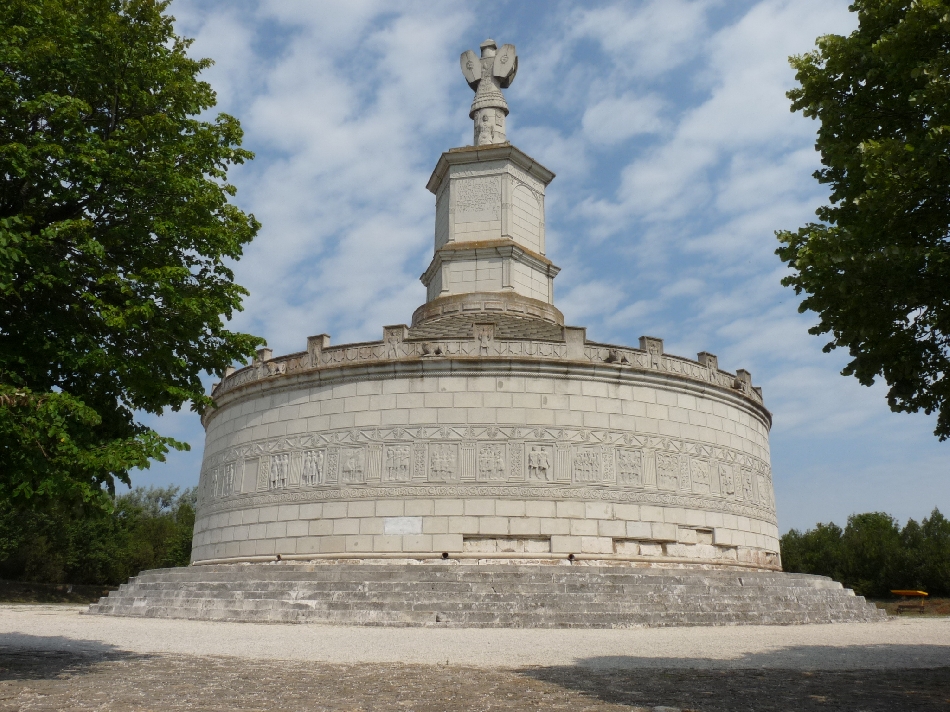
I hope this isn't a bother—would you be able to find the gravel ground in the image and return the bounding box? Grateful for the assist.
[0,605,948,710]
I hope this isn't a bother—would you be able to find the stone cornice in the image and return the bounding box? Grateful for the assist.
[420,240,561,287]
[426,143,555,193]
[205,344,772,431]
[411,292,564,326]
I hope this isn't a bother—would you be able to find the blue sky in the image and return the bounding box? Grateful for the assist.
[137,0,949,533]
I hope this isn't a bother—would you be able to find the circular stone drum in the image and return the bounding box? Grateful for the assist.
[193,294,779,571]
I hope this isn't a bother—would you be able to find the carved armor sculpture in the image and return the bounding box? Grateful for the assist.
[461,39,517,146]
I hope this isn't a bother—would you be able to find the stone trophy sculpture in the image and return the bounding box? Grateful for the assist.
[461,39,517,146]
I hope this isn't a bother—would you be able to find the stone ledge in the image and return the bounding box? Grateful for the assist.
[206,359,772,433]
[411,291,564,326]
[427,143,555,193]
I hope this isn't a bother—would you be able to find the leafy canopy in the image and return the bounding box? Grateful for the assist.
[780,509,950,597]
[0,0,263,511]
[777,0,950,439]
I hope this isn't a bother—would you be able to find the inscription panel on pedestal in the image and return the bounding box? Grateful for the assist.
[455,176,501,223]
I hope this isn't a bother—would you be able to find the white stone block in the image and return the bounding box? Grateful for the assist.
[383,516,423,535]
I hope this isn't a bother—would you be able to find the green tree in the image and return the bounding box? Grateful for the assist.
[839,511,907,597]
[776,0,950,439]
[781,508,950,597]
[0,0,264,512]
[0,485,197,585]
[780,522,844,582]
[903,508,950,593]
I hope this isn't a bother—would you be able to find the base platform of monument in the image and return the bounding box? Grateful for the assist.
[87,562,884,627]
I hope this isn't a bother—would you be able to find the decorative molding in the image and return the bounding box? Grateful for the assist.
[198,483,776,524]
[197,424,776,522]
[211,337,765,412]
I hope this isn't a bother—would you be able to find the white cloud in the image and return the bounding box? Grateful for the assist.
[570,0,712,78]
[582,94,666,145]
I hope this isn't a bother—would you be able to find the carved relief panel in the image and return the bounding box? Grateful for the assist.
[208,468,217,502]
[616,449,643,486]
[301,449,326,486]
[384,445,411,483]
[719,462,736,496]
[525,444,553,482]
[656,452,680,491]
[572,447,603,484]
[428,443,460,482]
[756,474,772,509]
[477,443,506,482]
[740,467,755,502]
[340,448,366,485]
[690,458,711,494]
[270,453,290,490]
[221,462,235,497]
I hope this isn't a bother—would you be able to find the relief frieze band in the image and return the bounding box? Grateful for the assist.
[197,424,775,519]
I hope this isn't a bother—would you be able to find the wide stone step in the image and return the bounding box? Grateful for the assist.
[86,604,878,628]
[121,580,842,595]
[98,587,866,608]
[87,563,884,627]
[130,567,840,585]
[124,572,847,592]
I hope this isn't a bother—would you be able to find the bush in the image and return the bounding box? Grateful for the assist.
[0,486,195,586]
[781,509,950,597]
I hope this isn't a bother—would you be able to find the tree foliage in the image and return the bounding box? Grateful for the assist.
[0,0,264,511]
[777,0,950,439]
[781,509,950,597]
[0,485,196,585]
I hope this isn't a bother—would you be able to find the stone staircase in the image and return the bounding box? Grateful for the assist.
[86,562,885,627]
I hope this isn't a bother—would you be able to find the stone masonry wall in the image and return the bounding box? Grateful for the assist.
[193,366,779,568]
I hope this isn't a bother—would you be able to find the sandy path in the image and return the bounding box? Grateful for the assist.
[3,605,948,669]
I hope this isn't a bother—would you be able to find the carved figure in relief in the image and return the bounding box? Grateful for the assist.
[617,449,643,486]
[656,452,679,490]
[720,462,735,495]
[527,446,551,481]
[386,332,400,359]
[648,341,661,369]
[301,450,325,486]
[742,468,755,501]
[429,444,458,481]
[386,445,411,482]
[757,474,773,509]
[270,453,290,489]
[221,463,235,497]
[341,450,365,484]
[690,458,710,492]
[477,329,492,355]
[477,443,506,481]
[210,469,218,499]
[460,39,517,146]
[573,450,601,483]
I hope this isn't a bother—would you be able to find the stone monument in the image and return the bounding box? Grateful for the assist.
[89,41,883,626]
